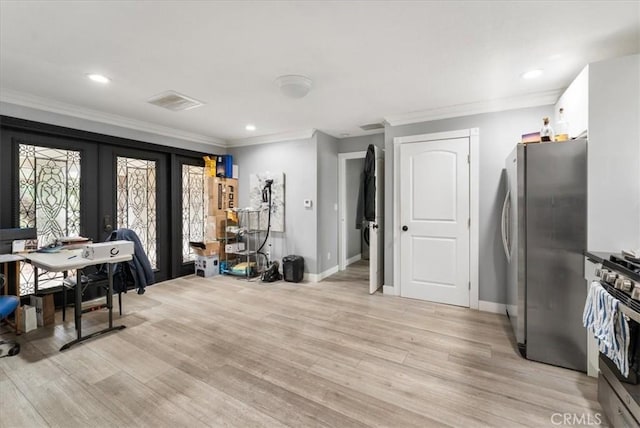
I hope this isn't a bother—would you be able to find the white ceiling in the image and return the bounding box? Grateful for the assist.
[1,1,638,146]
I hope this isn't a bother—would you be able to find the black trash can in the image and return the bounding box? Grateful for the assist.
[282,255,304,283]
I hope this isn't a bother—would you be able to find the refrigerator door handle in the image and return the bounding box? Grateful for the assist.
[501,189,511,262]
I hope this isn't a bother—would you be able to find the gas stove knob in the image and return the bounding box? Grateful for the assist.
[631,287,640,301]
[595,268,609,279]
[603,272,618,283]
[614,277,633,291]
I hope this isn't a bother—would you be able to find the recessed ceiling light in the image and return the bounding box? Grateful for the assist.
[521,69,543,79]
[245,124,256,131]
[87,73,111,84]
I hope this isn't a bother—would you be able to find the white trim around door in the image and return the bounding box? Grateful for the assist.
[392,128,479,310]
[338,151,367,271]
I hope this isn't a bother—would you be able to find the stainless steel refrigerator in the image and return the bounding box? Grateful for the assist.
[503,139,587,371]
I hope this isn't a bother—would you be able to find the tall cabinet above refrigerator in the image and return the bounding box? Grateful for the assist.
[503,139,587,372]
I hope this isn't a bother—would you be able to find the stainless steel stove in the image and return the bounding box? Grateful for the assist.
[591,253,640,427]
[601,254,640,300]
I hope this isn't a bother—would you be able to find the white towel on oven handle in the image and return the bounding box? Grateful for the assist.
[583,281,630,377]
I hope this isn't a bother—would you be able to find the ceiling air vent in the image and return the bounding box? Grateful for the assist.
[360,122,384,131]
[147,91,204,111]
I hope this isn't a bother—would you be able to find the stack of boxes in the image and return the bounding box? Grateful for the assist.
[190,155,237,277]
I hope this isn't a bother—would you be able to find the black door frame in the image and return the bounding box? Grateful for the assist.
[1,116,217,283]
[172,155,208,276]
[1,128,100,244]
[98,145,171,283]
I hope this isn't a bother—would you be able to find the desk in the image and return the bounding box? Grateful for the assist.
[25,249,132,351]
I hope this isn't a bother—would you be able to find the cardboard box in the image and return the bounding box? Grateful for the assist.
[82,240,134,260]
[29,294,54,327]
[225,242,245,254]
[208,177,238,214]
[19,305,37,332]
[521,132,541,144]
[204,218,217,241]
[213,214,238,240]
[195,255,219,277]
[189,241,220,257]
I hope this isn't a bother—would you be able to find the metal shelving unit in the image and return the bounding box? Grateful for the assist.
[222,209,265,279]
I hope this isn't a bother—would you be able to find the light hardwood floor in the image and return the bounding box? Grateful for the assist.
[0,264,602,428]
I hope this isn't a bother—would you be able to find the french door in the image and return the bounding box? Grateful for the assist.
[173,155,207,277]
[13,133,99,294]
[98,145,170,283]
[4,132,172,294]
[1,118,207,295]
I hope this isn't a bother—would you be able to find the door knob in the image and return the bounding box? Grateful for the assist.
[372,224,379,229]
[402,225,408,231]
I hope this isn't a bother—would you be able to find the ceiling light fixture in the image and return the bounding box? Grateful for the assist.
[245,124,256,131]
[87,73,111,84]
[521,69,543,79]
[275,75,313,99]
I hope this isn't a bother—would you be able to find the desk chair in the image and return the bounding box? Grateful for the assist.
[0,274,20,357]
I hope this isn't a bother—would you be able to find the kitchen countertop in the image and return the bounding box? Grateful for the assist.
[584,251,613,264]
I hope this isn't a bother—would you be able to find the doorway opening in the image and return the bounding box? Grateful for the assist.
[338,152,368,284]
[337,147,384,294]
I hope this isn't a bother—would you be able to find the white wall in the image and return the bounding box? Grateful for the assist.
[228,136,319,273]
[384,105,554,304]
[317,132,339,274]
[587,54,640,251]
[0,101,226,154]
[338,133,384,153]
[346,158,364,259]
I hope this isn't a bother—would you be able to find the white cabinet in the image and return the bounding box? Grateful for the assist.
[558,54,640,252]
[554,66,589,139]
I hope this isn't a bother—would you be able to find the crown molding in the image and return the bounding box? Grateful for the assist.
[227,128,317,148]
[383,89,562,127]
[0,88,227,147]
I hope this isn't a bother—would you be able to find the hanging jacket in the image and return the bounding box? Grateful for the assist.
[93,228,154,294]
[111,228,154,294]
[355,144,376,228]
[355,171,365,230]
[364,144,376,221]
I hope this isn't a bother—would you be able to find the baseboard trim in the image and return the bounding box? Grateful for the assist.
[346,253,362,266]
[305,265,340,283]
[382,285,397,296]
[478,300,507,314]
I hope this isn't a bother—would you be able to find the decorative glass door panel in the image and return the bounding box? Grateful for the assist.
[18,144,81,294]
[116,157,157,268]
[182,164,208,262]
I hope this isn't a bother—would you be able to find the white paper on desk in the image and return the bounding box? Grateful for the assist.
[12,240,25,253]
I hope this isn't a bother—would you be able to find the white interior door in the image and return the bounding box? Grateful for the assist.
[399,138,470,306]
[369,146,384,294]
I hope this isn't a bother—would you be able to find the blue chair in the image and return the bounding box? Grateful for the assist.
[0,273,20,357]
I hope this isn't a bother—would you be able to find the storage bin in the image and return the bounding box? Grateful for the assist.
[282,255,304,283]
